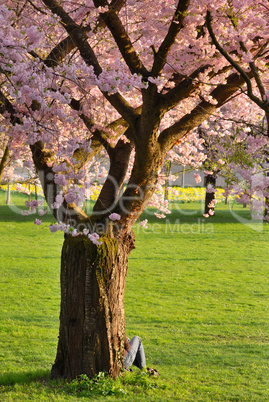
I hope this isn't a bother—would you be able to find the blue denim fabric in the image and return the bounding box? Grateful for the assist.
[124,336,146,369]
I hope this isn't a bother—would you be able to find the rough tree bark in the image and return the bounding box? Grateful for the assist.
[51,231,135,380]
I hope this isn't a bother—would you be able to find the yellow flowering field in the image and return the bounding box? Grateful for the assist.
[0,183,226,204]
[166,187,226,203]
[0,183,44,196]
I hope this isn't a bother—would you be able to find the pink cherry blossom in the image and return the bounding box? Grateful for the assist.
[139,219,148,228]
[206,184,216,194]
[71,229,79,237]
[1,0,269,230]
[51,193,64,209]
[155,213,166,219]
[88,233,102,246]
[49,224,60,233]
[38,209,47,216]
[34,219,42,225]
[194,173,202,183]
[109,213,121,221]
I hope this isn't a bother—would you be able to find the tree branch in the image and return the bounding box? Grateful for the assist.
[45,35,81,68]
[69,97,137,168]
[93,131,134,217]
[27,0,125,67]
[42,0,102,75]
[0,90,21,125]
[222,11,267,105]
[158,70,250,151]
[41,0,137,125]
[151,0,190,77]
[29,0,125,68]
[69,98,112,150]
[206,10,265,111]
[30,141,88,223]
[95,0,149,76]
[0,91,88,223]
[160,64,212,112]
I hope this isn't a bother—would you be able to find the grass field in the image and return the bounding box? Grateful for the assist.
[0,190,269,401]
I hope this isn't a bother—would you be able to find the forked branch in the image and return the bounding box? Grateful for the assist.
[206,10,265,111]
[151,0,190,77]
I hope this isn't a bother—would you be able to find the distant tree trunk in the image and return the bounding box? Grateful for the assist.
[265,197,269,221]
[51,232,135,380]
[182,167,185,188]
[204,174,217,215]
[0,145,9,183]
[28,184,31,204]
[164,160,171,201]
[6,184,10,204]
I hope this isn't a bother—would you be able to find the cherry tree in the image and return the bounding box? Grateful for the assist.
[196,98,268,217]
[0,130,38,204]
[1,0,269,380]
[206,7,269,218]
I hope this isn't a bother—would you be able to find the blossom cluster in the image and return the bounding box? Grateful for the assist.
[48,222,103,245]
[1,0,269,232]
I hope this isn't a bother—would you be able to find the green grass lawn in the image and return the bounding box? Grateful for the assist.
[0,190,269,401]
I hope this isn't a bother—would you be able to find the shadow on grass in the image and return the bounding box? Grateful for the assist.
[142,207,254,225]
[0,369,51,386]
[0,204,55,223]
[0,189,257,227]
[0,204,255,226]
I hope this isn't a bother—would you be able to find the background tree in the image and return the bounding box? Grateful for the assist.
[206,7,269,218]
[0,135,10,183]
[1,0,269,380]
[196,98,267,216]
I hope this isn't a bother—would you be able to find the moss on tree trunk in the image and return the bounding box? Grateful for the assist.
[51,232,134,380]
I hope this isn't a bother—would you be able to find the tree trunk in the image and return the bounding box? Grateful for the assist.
[6,184,10,205]
[164,160,171,201]
[51,231,135,380]
[35,184,38,200]
[204,174,217,215]
[0,145,9,184]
